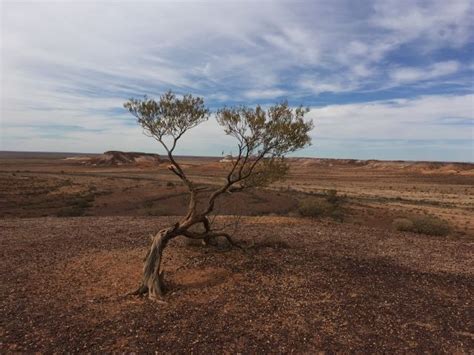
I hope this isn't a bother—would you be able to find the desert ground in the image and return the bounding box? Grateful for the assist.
[1,151,473,352]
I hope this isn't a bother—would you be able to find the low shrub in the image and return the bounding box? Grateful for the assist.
[325,189,340,204]
[392,215,450,236]
[72,198,92,208]
[83,194,95,202]
[392,218,414,232]
[329,208,344,222]
[298,197,344,221]
[298,198,333,217]
[411,216,451,236]
[143,200,154,208]
[57,207,85,217]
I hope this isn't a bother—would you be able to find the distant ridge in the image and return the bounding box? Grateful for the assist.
[289,158,474,175]
[0,151,472,167]
[64,151,164,167]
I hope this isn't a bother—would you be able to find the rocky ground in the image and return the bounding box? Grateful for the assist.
[1,152,473,236]
[1,216,473,353]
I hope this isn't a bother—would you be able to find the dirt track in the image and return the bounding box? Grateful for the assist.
[1,216,473,352]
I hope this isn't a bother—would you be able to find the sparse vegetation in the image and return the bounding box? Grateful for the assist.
[143,200,153,208]
[325,189,339,203]
[0,150,472,353]
[392,218,414,231]
[57,206,85,217]
[71,197,92,209]
[298,190,344,221]
[392,215,451,236]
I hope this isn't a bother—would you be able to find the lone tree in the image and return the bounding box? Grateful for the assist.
[124,91,313,300]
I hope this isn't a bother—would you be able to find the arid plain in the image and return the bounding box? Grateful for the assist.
[1,151,473,352]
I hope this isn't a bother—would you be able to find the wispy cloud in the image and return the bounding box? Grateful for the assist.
[307,94,473,141]
[243,89,287,100]
[1,0,473,161]
[390,61,461,84]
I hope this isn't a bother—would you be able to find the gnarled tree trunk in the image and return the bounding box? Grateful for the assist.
[128,214,240,300]
[130,227,177,300]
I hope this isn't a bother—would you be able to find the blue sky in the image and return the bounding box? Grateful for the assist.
[1,0,473,162]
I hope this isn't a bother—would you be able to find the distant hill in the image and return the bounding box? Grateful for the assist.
[289,158,474,175]
[1,151,471,174]
[65,151,164,167]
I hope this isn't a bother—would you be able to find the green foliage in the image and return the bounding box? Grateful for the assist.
[124,91,314,193]
[238,158,290,188]
[216,102,313,157]
[392,216,450,236]
[216,102,313,188]
[124,91,210,145]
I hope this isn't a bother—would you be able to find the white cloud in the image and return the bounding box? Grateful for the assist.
[351,64,372,78]
[1,0,472,161]
[390,61,461,84]
[243,89,287,100]
[307,94,474,142]
[371,0,473,48]
[299,80,350,94]
[3,92,472,162]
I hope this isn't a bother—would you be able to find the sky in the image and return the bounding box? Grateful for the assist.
[1,0,473,162]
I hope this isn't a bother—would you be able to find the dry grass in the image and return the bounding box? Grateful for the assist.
[297,190,345,221]
[393,215,451,236]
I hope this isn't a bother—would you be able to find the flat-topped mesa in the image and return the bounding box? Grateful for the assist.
[97,151,164,167]
[65,151,164,167]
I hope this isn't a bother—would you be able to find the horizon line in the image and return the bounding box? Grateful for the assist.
[1,150,472,165]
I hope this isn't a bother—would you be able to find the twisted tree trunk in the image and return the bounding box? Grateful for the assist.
[129,227,177,300]
[127,214,240,300]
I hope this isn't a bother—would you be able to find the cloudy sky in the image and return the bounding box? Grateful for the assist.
[1,0,473,161]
